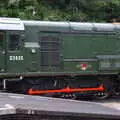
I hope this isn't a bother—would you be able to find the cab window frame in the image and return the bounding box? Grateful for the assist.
[8,32,21,52]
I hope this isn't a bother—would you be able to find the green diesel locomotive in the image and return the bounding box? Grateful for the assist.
[0,17,120,99]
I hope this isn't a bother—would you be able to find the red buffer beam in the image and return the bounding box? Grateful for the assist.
[28,84,104,95]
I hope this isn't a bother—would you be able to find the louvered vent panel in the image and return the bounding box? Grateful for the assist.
[40,36,60,71]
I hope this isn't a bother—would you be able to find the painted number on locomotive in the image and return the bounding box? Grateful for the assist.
[9,56,24,61]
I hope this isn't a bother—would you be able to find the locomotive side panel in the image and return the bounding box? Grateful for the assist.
[23,26,40,72]
[62,31,120,74]
[23,22,120,75]
[62,33,98,73]
[39,32,62,72]
[23,21,69,74]
[6,30,26,73]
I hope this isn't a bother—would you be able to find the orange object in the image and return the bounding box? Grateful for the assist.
[28,84,104,95]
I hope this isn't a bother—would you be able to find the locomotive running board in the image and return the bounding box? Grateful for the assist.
[28,84,104,95]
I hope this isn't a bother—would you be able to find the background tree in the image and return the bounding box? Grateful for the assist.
[0,0,120,22]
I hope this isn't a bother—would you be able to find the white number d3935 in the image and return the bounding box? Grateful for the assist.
[9,56,24,61]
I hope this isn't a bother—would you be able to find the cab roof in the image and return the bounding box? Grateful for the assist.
[0,17,24,31]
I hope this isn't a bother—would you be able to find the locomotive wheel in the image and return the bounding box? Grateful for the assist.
[93,76,114,100]
[93,91,112,100]
[21,79,33,94]
[20,78,41,94]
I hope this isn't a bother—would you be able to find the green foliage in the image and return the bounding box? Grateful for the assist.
[0,0,119,22]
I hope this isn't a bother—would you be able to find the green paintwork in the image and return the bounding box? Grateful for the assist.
[62,33,120,73]
[23,48,40,72]
[64,61,97,72]
[0,31,6,72]
[62,33,118,58]
[6,31,25,73]
[0,20,120,76]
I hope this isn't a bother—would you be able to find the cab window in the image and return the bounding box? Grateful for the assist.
[9,34,20,51]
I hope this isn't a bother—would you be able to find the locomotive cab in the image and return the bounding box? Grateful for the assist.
[0,18,24,73]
